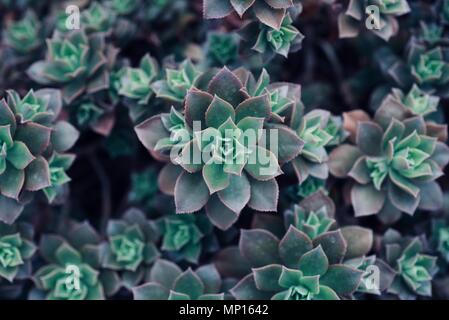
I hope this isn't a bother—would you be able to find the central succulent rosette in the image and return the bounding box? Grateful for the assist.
[136,67,303,230]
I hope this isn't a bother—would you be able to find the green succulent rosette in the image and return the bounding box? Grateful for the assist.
[338,0,411,41]
[296,176,327,199]
[329,106,449,224]
[240,14,304,58]
[345,255,396,296]
[0,222,36,282]
[101,208,160,288]
[31,222,120,300]
[382,229,438,300]
[133,259,224,300]
[81,2,116,34]
[136,67,304,230]
[379,84,440,117]
[159,213,214,264]
[0,89,79,224]
[228,225,369,300]
[204,0,302,30]
[27,30,117,104]
[42,152,75,203]
[4,10,42,55]
[151,60,201,103]
[290,109,335,184]
[409,46,449,86]
[205,32,239,67]
[118,54,159,105]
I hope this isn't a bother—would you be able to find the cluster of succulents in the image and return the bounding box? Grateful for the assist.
[1,0,449,302]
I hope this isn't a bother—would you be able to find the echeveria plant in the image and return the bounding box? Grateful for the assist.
[329,106,449,224]
[0,222,36,282]
[136,67,303,230]
[31,222,120,300]
[133,259,224,300]
[27,30,117,104]
[203,0,301,30]
[0,89,79,224]
[339,0,411,41]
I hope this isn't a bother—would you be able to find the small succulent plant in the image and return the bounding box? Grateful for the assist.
[203,0,301,30]
[339,0,411,41]
[31,222,120,300]
[101,208,160,288]
[133,259,224,300]
[27,30,117,104]
[0,222,36,282]
[329,107,449,224]
[378,84,440,117]
[151,60,201,103]
[290,109,335,185]
[0,89,79,224]
[381,229,438,299]
[240,14,304,58]
[158,213,214,264]
[3,10,42,55]
[431,219,449,263]
[205,32,240,67]
[118,54,159,105]
[107,0,139,15]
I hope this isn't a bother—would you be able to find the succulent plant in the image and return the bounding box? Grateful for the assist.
[296,176,327,199]
[101,208,160,288]
[81,2,116,34]
[203,0,301,30]
[205,32,240,67]
[0,89,79,224]
[409,46,449,86]
[240,14,304,58]
[31,222,120,300]
[329,107,449,224]
[290,109,335,185]
[42,152,75,203]
[0,222,36,282]
[151,60,201,103]
[378,84,440,117]
[431,219,449,263]
[136,67,304,230]
[381,229,438,299]
[284,202,336,240]
[118,54,159,105]
[133,259,224,300]
[27,30,117,104]
[158,213,214,264]
[3,10,42,55]
[229,224,370,300]
[338,0,411,41]
[128,167,159,210]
